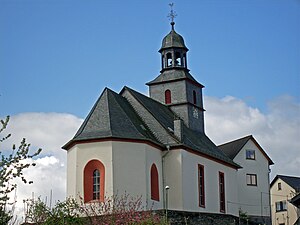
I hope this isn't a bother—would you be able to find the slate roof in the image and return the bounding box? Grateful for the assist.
[62,88,161,149]
[159,27,188,52]
[146,69,203,87]
[64,85,239,168]
[218,135,274,165]
[271,175,300,191]
[290,193,300,208]
[122,87,240,168]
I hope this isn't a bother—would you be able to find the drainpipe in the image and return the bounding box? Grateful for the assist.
[162,145,170,211]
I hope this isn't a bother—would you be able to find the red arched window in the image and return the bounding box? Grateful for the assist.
[193,90,197,105]
[165,90,171,104]
[84,159,105,203]
[150,164,159,201]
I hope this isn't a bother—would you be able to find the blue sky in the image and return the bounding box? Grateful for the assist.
[1,0,299,118]
[1,1,300,219]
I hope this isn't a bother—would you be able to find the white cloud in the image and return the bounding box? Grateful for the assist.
[204,95,300,179]
[1,113,82,222]
[1,95,299,222]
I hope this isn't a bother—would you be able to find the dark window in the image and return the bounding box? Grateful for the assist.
[175,52,181,66]
[150,164,159,201]
[198,164,205,207]
[193,90,197,105]
[167,53,172,67]
[278,182,282,190]
[93,169,100,200]
[246,150,255,160]
[165,90,171,104]
[219,172,225,212]
[275,201,287,212]
[246,174,257,186]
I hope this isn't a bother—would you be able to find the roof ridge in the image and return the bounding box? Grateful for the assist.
[218,135,252,147]
[73,87,111,139]
[107,89,156,141]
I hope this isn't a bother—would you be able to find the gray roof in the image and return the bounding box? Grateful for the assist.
[64,86,239,168]
[146,69,204,87]
[159,28,188,52]
[290,193,300,208]
[62,88,161,149]
[218,135,274,165]
[122,87,239,168]
[271,175,300,191]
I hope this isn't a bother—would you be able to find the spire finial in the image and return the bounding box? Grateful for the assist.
[168,3,177,30]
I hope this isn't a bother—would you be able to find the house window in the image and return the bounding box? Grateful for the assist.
[219,172,225,213]
[165,90,171,104]
[198,164,205,207]
[84,159,105,203]
[93,169,100,200]
[275,201,287,212]
[278,182,282,190]
[150,164,159,201]
[246,150,255,160]
[193,90,197,105]
[246,174,257,186]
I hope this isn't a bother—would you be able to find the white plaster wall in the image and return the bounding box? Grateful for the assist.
[271,179,299,225]
[145,145,163,210]
[112,141,147,204]
[234,140,271,217]
[112,141,164,210]
[66,146,77,198]
[181,150,239,216]
[164,149,183,211]
[66,141,113,202]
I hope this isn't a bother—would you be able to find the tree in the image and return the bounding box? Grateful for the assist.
[0,116,42,224]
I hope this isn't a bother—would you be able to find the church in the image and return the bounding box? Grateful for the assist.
[63,19,273,224]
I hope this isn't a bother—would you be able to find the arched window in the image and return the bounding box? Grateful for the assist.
[167,53,172,67]
[165,89,171,104]
[193,90,197,105]
[150,164,159,201]
[175,52,181,66]
[84,159,105,203]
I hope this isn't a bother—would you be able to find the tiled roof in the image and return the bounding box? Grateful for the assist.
[218,135,274,165]
[271,175,300,191]
[64,86,239,168]
[123,87,239,168]
[62,88,161,149]
[218,136,252,160]
[146,69,203,87]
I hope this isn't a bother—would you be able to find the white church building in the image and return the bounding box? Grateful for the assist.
[63,20,273,224]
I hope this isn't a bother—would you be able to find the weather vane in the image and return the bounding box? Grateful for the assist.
[167,3,177,24]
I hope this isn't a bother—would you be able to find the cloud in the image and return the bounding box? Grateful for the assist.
[204,95,300,179]
[1,95,299,222]
[1,113,82,222]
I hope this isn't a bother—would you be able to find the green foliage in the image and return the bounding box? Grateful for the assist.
[25,197,84,225]
[25,195,168,225]
[0,116,42,223]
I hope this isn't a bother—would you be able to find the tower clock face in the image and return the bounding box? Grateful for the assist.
[193,107,198,119]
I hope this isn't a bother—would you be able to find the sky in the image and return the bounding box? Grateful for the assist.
[0,0,299,221]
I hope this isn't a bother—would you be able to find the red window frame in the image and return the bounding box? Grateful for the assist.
[198,164,205,207]
[165,90,171,104]
[150,164,159,201]
[219,172,225,213]
[84,159,105,203]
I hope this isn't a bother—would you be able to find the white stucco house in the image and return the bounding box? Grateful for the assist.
[270,175,300,225]
[62,21,273,224]
[218,135,274,224]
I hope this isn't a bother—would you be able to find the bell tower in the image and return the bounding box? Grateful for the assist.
[146,15,205,133]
